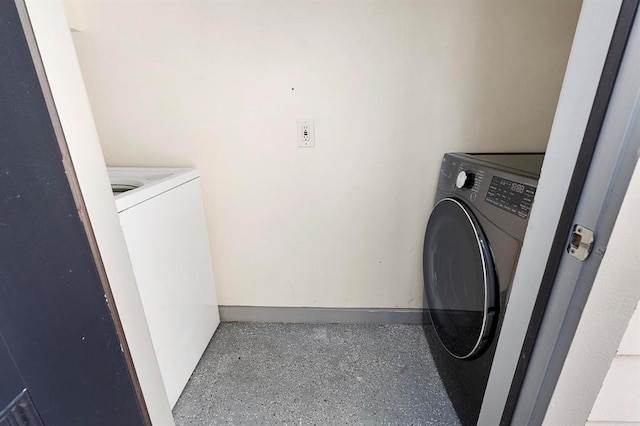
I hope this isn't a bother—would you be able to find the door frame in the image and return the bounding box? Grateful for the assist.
[12,1,151,423]
[511,0,640,422]
[16,0,174,423]
[478,0,640,423]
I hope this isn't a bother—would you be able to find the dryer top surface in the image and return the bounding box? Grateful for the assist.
[450,153,544,179]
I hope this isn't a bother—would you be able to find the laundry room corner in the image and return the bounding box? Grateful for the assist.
[62,0,582,311]
[13,0,638,424]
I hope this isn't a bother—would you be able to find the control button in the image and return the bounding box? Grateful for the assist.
[456,171,475,189]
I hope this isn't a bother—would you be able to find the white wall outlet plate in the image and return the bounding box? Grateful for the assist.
[297,119,315,147]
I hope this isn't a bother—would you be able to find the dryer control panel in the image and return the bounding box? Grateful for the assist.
[485,176,536,219]
[437,153,543,242]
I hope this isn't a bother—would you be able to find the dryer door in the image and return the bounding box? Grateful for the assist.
[423,197,497,359]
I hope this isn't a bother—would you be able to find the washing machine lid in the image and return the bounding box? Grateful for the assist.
[423,197,497,359]
[107,167,199,212]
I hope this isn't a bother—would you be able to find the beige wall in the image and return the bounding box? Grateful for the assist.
[589,299,640,424]
[63,0,580,308]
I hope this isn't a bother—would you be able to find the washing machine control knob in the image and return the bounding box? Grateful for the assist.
[456,170,475,189]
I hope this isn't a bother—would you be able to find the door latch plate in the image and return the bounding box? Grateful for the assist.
[568,224,594,261]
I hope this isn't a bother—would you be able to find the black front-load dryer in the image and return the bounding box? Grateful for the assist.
[422,153,544,425]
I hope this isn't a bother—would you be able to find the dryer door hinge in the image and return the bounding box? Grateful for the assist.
[568,224,594,261]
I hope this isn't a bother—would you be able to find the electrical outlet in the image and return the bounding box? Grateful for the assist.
[297,120,315,147]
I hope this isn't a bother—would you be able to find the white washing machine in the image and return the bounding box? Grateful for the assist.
[108,167,220,407]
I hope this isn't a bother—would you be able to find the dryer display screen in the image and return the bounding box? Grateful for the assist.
[485,176,536,219]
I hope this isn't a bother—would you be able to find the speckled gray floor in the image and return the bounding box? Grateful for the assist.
[172,323,460,425]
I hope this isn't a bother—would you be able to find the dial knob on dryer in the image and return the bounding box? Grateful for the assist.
[456,170,475,189]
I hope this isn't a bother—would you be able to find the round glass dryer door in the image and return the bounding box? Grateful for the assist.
[423,198,497,359]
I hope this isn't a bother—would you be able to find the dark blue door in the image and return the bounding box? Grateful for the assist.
[0,2,147,424]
